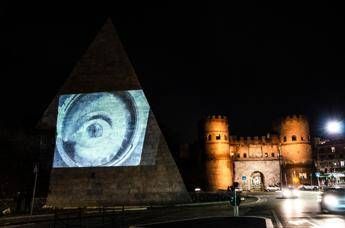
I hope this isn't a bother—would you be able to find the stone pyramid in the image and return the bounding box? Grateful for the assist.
[39,18,190,207]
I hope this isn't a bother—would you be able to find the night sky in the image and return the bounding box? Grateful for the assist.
[3,4,345,143]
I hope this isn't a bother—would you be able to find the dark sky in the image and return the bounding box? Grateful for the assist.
[3,3,345,143]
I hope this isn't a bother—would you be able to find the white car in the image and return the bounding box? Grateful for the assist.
[281,187,299,198]
[298,184,319,191]
[266,185,280,192]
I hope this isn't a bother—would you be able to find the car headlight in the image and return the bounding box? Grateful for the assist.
[317,194,322,203]
[283,189,291,197]
[323,195,339,207]
[292,189,300,197]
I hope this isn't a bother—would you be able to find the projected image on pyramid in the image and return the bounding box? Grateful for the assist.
[53,90,150,167]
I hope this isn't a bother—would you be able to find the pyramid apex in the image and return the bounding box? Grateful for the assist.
[37,17,142,130]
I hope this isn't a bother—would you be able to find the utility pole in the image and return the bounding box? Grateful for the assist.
[279,144,283,189]
[30,164,38,216]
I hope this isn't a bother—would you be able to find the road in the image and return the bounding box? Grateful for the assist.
[127,191,345,227]
[2,191,345,227]
[242,191,345,228]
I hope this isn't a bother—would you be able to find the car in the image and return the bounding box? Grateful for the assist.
[281,186,299,198]
[266,185,280,192]
[319,187,345,213]
[298,184,319,191]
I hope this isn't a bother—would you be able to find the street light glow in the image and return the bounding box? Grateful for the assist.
[326,120,343,134]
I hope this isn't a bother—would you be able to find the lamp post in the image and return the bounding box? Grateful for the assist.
[315,172,320,188]
[278,144,283,189]
[30,163,38,216]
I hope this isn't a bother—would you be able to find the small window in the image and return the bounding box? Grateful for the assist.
[237,153,240,158]
[292,135,297,141]
[216,134,221,140]
[283,136,287,142]
[243,153,247,158]
[208,135,212,141]
[265,153,268,157]
[331,147,335,153]
[271,153,275,157]
[224,135,227,140]
[301,136,304,141]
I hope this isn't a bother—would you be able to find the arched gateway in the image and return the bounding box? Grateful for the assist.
[251,171,265,191]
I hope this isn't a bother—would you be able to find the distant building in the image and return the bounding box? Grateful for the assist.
[314,138,345,186]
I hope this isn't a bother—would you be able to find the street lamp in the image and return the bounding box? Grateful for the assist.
[325,120,343,135]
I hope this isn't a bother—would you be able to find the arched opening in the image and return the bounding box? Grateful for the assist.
[250,171,265,191]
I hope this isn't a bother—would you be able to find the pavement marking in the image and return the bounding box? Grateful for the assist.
[304,219,319,227]
[271,210,283,228]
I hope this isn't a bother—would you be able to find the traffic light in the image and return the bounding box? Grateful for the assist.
[229,192,241,206]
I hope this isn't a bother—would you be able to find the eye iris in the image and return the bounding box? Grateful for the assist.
[87,123,103,138]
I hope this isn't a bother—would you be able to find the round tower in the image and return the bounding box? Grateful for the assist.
[204,115,233,191]
[279,115,313,186]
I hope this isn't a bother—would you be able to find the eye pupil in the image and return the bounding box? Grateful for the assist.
[87,123,103,138]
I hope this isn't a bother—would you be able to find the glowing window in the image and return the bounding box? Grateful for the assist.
[265,153,268,157]
[331,147,335,153]
[299,173,307,179]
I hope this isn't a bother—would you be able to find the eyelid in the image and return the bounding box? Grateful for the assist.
[87,115,112,127]
[74,111,112,132]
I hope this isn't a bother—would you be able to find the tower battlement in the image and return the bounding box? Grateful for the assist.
[281,114,308,122]
[206,115,228,120]
[229,135,280,145]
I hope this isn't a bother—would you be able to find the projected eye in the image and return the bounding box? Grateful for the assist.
[72,116,112,148]
[55,91,150,167]
[87,123,103,138]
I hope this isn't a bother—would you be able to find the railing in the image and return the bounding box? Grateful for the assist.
[53,207,125,228]
[0,197,47,215]
[190,192,231,202]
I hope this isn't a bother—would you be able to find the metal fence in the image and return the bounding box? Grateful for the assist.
[190,192,231,202]
[0,197,46,215]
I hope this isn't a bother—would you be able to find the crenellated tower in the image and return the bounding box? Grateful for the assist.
[204,115,233,191]
[279,115,313,185]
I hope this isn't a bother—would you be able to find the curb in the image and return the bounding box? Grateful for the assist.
[151,196,259,208]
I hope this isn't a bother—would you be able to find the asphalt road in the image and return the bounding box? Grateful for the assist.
[242,191,345,228]
[2,191,345,227]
